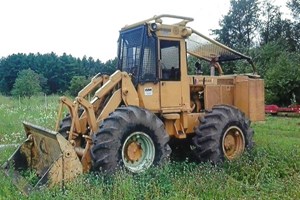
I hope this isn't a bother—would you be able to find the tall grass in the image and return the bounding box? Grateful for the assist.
[0,95,299,199]
[0,95,58,144]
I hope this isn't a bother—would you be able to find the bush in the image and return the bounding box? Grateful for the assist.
[11,69,42,98]
[68,76,90,96]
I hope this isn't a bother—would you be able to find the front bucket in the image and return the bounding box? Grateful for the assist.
[1,121,83,195]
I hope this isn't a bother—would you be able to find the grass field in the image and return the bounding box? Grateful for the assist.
[0,95,299,199]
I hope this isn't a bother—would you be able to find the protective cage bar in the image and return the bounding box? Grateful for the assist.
[186,29,256,72]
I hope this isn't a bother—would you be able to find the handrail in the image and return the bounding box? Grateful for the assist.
[121,14,194,31]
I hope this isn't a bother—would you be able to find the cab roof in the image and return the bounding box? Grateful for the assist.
[122,14,256,72]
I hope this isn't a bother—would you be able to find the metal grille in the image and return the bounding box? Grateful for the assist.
[119,25,157,83]
[139,33,157,82]
[119,26,144,75]
[187,30,250,62]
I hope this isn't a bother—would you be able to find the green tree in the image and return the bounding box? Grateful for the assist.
[288,0,300,20]
[264,51,300,105]
[287,0,300,51]
[251,40,300,105]
[259,1,283,45]
[103,58,118,74]
[0,53,28,95]
[212,0,260,50]
[68,76,90,96]
[211,0,260,74]
[11,69,42,98]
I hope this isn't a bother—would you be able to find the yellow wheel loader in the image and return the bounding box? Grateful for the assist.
[2,14,265,194]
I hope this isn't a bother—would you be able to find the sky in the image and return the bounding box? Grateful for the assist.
[0,0,289,62]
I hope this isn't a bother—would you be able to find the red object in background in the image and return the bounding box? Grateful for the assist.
[265,105,279,114]
[265,104,300,115]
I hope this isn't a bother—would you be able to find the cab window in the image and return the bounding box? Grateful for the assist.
[160,40,180,81]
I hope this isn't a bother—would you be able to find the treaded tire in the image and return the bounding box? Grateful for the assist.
[91,106,171,173]
[58,114,72,138]
[192,105,254,164]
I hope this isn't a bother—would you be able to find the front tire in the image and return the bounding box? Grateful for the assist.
[58,108,84,139]
[192,105,254,164]
[91,106,171,173]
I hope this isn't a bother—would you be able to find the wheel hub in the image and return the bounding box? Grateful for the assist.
[222,126,245,160]
[126,141,142,162]
[122,132,155,173]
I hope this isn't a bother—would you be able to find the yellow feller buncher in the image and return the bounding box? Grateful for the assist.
[2,14,265,194]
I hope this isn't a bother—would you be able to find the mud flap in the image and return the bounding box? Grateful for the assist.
[1,121,83,195]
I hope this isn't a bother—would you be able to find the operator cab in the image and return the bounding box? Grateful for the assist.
[117,15,193,85]
[117,25,158,85]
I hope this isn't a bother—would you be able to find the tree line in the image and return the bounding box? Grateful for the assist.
[0,53,117,97]
[0,0,299,106]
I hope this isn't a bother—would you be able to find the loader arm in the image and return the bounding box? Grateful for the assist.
[52,70,139,171]
[2,70,139,194]
[65,70,139,134]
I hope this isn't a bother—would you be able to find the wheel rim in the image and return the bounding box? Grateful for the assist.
[122,132,155,173]
[222,126,245,160]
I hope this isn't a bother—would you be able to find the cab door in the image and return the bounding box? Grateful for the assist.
[159,40,182,108]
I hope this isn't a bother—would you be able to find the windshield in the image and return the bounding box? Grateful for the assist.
[118,25,157,84]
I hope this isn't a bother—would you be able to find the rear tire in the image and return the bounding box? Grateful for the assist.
[91,106,171,173]
[192,105,254,164]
